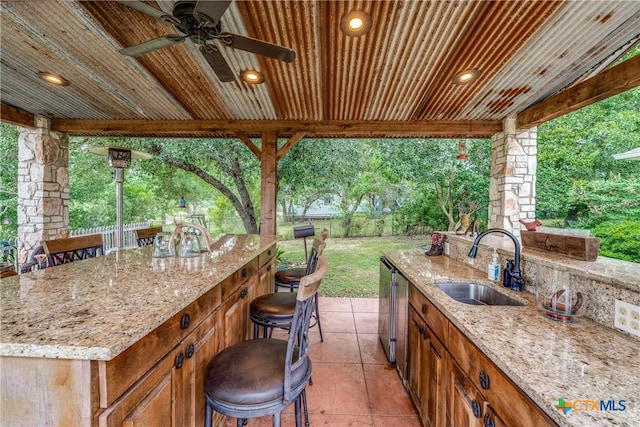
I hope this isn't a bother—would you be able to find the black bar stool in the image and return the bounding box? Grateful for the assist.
[252,230,327,341]
[204,256,329,427]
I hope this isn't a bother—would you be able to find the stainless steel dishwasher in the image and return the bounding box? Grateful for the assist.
[378,257,408,382]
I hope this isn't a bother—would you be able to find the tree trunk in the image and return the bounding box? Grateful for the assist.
[153,147,259,234]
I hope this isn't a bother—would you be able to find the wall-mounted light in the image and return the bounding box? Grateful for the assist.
[38,72,69,86]
[2,216,10,226]
[340,10,372,37]
[241,70,265,84]
[179,195,187,209]
[452,68,481,85]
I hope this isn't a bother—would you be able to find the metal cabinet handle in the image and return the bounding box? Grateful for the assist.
[421,303,427,314]
[471,400,481,418]
[180,313,191,329]
[175,352,184,369]
[185,343,195,358]
[242,268,247,278]
[240,288,248,298]
[479,370,490,390]
[483,413,495,427]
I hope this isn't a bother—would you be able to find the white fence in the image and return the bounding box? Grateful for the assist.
[71,222,150,252]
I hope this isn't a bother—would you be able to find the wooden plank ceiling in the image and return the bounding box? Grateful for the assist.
[1,0,639,138]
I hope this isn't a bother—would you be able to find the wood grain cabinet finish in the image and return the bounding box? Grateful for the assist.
[407,305,446,427]
[99,253,275,427]
[407,284,556,427]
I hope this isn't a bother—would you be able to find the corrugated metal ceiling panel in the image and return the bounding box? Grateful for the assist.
[466,0,640,120]
[0,0,638,137]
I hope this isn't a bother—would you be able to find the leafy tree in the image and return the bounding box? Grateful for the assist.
[145,138,261,233]
[0,123,18,240]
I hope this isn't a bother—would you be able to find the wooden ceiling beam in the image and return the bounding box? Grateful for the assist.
[50,119,502,138]
[1,104,35,128]
[518,55,640,129]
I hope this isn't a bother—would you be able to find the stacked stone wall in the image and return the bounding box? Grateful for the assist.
[488,115,537,236]
[17,116,69,264]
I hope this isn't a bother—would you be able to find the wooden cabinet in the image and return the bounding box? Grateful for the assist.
[406,284,556,427]
[221,256,274,346]
[448,325,554,427]
[99,246,276,427]
[407,306,446,427]
[447,357,506,427]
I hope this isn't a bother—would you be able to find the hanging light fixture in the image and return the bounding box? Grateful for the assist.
[178,195,187,208]
[2,216,10,225]
[456,140,468,160]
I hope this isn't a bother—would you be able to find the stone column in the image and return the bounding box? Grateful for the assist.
[17,116,69,264]
[488,114,537,237]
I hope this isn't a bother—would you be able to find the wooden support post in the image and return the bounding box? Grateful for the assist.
[260,132,277,235]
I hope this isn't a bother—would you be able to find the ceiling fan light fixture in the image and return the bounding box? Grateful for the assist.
[453,68,481,85]
[38,72,69,86]
[340,10,372,37]
[241,70,265,84]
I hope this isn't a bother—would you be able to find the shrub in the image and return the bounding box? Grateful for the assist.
[593,220,640,262]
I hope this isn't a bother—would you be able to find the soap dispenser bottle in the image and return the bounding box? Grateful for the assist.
[488,249,500,281]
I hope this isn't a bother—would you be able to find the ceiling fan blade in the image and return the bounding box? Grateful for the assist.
[193,0,232,27]
[201,47,236,82]
[120,35,185,57]
[116,0,170,21]
[222,33,296,63]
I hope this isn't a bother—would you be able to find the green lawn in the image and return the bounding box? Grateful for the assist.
[276,235,428,298]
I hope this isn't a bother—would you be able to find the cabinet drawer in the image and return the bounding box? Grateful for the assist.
[99,283,221,408]
[221,258,259,301]
[448,326,556,427]
[409,285,448,346]
[258,243,276,267]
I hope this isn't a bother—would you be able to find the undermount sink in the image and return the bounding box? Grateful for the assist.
[435,282,526,306]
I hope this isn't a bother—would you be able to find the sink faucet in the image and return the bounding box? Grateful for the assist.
[467,228,525,291]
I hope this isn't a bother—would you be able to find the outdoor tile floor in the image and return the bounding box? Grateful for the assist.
[224,297,421,427]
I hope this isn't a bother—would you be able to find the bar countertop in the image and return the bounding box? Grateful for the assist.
[0,234,277,361]
[383,249,639,427]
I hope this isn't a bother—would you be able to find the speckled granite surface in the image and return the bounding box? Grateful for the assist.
[0,234,277,360]
[384,249,639,427]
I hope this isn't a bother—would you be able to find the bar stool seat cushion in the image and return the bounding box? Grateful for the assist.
[274,267,306,286]
[205,339,310,406]
[251,293,296,321]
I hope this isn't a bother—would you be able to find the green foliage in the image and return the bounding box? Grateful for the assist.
[0,123,18,240]
[566,179,640,227]
[593,221,640,263]
[538,88,640,218]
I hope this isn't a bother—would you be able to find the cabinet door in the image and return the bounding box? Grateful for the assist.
[407,307,426,414]
[99,345,181,427]
[447,357,484,427]
[221,285,249,348]
[121,375,172,427]
[425,326,446,427]
[408,306,446,427]
[100,310,222,427]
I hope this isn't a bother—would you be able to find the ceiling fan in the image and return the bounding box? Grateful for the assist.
[116,0,296,82]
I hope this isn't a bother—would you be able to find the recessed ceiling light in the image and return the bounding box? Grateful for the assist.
[241,70,265,84]
[38,72,69,86]
[340,10,372,37]
[453,68,481,85]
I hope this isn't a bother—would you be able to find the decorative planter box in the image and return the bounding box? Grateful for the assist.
[521,231,601,261]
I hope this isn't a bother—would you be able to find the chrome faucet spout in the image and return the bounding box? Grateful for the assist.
[467,228,524,291]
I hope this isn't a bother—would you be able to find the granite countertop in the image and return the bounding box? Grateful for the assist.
[0,234,277,361]
[384,249,639,427]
